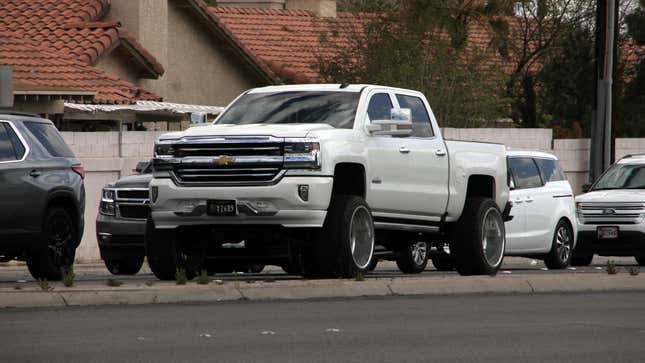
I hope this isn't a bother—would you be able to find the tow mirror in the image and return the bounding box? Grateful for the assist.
[366,108,412,136]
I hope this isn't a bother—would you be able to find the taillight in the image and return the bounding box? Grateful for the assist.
[72,164,85,180]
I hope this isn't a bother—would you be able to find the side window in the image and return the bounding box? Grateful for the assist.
[0,123,17,162]
[509,158,543,189]
[396,94,434,138]
[24,121,74,158]
[367,93,392,121]
[535,158,566,182]
[6,124,26,160]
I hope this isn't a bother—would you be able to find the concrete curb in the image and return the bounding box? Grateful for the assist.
[1,274,644,309]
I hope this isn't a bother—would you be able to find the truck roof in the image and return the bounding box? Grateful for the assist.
[247,84,424,95]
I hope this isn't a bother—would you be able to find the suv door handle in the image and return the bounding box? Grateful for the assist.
[435,149,447,156]
[399,147,411,154]
[29,170,41,178]
[525,196,534,203]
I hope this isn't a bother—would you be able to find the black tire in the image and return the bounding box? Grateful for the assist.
[304,195,375,278]
[431,255,455,271]
[543,220,574,269]
[104,257,144,275]
[571,253,594,267]
[451,197,506,276]
[27,207,77,281]
[396,241,429,274]
[636,256,645,266]
[145,217,198,280]
[366,257,378,272]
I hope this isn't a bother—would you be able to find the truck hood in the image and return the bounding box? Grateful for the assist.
[576,189,645,203]
[107,174,153,189]
[160,123,335,140]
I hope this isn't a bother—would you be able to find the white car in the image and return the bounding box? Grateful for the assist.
[574,154,645,266]
[505,151,577,269]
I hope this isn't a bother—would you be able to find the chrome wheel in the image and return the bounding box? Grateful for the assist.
[482,208,504,267]
[411,241,428,266]
[349,205,374,269]
[555,225,572,262]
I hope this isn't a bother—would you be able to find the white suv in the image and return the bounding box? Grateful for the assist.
[505,151,577,269]
[574,155,645,266]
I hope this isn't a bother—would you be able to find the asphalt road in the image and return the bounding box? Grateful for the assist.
[1,292,644,363]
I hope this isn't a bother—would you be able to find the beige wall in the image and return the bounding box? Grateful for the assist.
[103,0,262,106]
[95,51,141,84]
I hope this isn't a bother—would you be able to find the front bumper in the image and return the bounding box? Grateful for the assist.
[576,223,645,256]
[96,214,146,260]
[149,176,333,229]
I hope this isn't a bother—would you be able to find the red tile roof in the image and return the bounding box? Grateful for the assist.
[209,7,369,83]
[0,31,160,104]
[0,0,164,78]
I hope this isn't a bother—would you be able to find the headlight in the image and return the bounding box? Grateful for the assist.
[283,138,321,169]
[99,188,116,216]
[154,141,175,158]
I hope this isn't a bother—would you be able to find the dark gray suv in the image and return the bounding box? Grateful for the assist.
[0,113,85,280]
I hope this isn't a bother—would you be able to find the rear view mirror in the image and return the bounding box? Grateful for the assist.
[367,108,412,136]
[581,183,592,193]
[134,160,152,174]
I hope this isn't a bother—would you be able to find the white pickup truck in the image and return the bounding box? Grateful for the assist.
[146,84,511,279]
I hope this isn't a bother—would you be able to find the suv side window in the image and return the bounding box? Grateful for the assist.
[367,93,393,121]
[0,123,20,162]
[510,157,543,189]
[535,158,566,182]
[24,122,74,158]
[396,94,434,138]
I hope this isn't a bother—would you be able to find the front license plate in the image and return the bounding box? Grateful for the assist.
[597,226,618,239]
[207,200,237,216]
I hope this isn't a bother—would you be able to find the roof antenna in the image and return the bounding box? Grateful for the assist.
[339,83,350,89]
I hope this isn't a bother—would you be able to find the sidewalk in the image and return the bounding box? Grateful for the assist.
[2,272,644,309]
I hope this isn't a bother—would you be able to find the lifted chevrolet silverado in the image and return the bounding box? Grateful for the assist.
[146,84,510,279]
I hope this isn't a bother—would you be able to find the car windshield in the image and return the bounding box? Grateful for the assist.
[215,91,360,129]
[592,164,645,190]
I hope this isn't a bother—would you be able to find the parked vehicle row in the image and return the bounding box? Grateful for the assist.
[3,85,644,282]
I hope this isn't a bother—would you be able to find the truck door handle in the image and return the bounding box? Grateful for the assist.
[399,147,411,154]
[525,196,534,203]
[435,149,447,156]
[513,198,523,204]
[29,170,41,178]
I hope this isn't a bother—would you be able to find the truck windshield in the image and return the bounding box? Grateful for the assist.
[592,164,645,190]
[216,91,360,129]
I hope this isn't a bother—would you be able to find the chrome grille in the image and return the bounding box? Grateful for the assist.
[168,137,285,186]
[578,203,645,224]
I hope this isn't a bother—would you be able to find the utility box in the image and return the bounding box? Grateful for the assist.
[0,66,13,109]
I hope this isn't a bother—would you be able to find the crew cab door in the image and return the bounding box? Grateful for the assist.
[365,90,449,220]
[392,92,449,217]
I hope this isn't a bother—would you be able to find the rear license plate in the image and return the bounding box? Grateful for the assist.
[207,200,237,216]
[597,226,618,239]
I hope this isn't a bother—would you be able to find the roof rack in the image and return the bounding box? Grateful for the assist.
[0,111,40,118]
[621,154,645,159]
[339,83,350,89]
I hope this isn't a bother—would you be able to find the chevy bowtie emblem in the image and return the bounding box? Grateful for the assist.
[603,208,616,215]
[214,156,234,166]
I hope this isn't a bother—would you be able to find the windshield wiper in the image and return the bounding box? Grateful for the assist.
[590,187,618,191]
